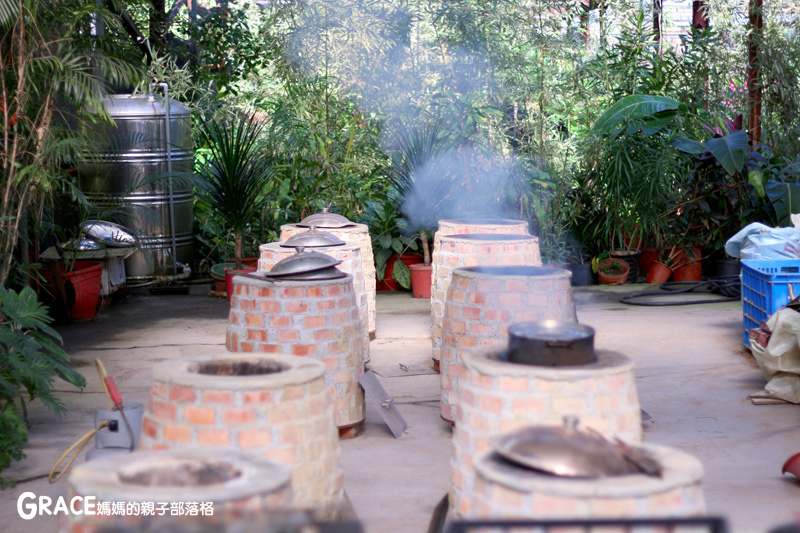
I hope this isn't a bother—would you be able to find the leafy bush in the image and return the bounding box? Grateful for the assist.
[0,286,85,479]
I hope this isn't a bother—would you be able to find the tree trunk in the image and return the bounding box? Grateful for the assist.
[234,233,243,270]
[421,230,431,266]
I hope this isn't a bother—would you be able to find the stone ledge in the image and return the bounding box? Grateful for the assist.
[463,347,634,380]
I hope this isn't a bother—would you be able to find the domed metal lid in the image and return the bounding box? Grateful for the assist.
[81,220,137,247]
[297,208,354,228]
[280,226,345,248]
[265,247,343,278]
[492,418,643,478]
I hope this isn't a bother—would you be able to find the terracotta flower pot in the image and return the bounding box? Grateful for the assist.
[409,263,432,298]
[43,261,104,319]
[671,247,702,282]
[597,258,629,285]
[639,247,661,276]
[645,261,673,284]
[377,254,422,291]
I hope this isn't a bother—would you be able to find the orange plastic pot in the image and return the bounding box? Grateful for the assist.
[645,261,672,284]
[409,263,432,298]
[43,261,104,319]
[639,247,660,276]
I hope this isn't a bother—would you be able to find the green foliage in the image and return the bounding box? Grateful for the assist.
[0,286,85,478]
[193,114,277,269]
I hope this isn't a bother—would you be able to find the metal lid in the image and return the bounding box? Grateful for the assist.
[62,238,103,251]
[509,321,594,343]
[266,247,343,278]
[297,208,354,228]
[280,226,345,248]
[81,220,137,247]
[492,418,641,478]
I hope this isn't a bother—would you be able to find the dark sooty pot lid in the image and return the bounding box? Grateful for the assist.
[297,208,353,228]
[280,226,345,248]
[492,418,641,478]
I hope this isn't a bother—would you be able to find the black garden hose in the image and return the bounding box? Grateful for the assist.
[619,277,741,306]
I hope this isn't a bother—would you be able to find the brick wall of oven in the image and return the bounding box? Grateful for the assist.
[281,223,376,337]
[62,449,292,533]
[138,354,344,512]
[450,346,642,517]
[432,235,542,363]
[464,444,706,521]
[440,266,576,422]
[432,219,530,252]
[226,275,364,430]
[258,242,369,363]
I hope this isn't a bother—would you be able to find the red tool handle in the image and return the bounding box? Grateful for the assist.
[103,376,124,408]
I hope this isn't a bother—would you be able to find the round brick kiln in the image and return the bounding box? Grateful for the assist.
[258,241,369,363]
[281,220,375,339]
[440,266,576,422]
[464,444,705,521]
[432,234,542,368]
[450,346,642,516]
[62,449,292,533]
[139,353,344,511]
[433,218,529,251]
[225,274,364,435]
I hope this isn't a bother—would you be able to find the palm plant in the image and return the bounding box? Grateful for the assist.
[194,114,276,270]
[0,0,142,287]
[385,119,457,266]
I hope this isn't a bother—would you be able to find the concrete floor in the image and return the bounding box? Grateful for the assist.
[0,285,798,532]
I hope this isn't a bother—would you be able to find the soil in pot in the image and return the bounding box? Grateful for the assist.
[609,249,641,283]
[597,258,629,285]
[409,263,432,298]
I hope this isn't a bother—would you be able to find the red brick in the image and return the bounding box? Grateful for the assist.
[476,279,501,292]
[484,308,510,321]
[292,344,317,356]
[325,285,342,297]
[315,328,335,341]
[259,300,281,314]
[458,335,477,348]
[470,323,492,336]
[468,292,488,305]
[286,301,308,313]
[240,299,256,311]
[498,293,522,307]
[223,407,256,425]
[184,405,216,426]
[239,429,272,448]
[306,286,323,298]
[317,300,336,311]
[271,315,291,327]
[142,416,157,438]
[240,342,255,353]
[332,311,349,325]
[163,424,191,442]
[478,394,503,413]
[198,429,230,446]
[169,384,196,403]
[462,306,481,320]
[280,286,304,298]
[246,313,264,326]
[259,343,282,353]
[304,315,326,328]
[450,320,466,334]
[202,390,233,404]
[243,391,274,404]
[247,329,267,342]
[526,293,548,307]
[151,381,167,398]
[153,400,177,421]
[277,329,299,342]
[255,287,275,298]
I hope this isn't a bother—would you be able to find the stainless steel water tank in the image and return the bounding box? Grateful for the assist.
[78,94,193,281]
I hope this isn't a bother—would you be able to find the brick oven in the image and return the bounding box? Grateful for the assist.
[432,234,542,369]
[62,449,292,533]
[465,437,706,522]
[433,218,530,250]
[258,237,370,364]
[138,353,344,512]
[450,339,642,516]
[225,257,365,436]
[440,266,576,422]
[280,209,376,339]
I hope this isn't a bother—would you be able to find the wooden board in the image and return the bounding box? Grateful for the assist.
[358,370,408,438]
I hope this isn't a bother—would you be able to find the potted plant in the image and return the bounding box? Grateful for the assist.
[384,119,457,298]
[579,95,687,282]
[362,201,420,291]
[193,113,277,298]
[595,256,630,285]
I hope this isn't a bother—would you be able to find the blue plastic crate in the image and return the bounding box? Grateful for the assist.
[741,259,800,346]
